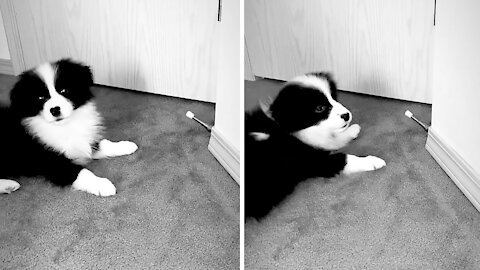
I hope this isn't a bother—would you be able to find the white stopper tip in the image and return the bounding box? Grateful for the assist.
[186,111,195,119]
[405,110,413,118]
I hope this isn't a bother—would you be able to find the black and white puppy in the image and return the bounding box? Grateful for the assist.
[0,59,138,196]
[245,72,386,219]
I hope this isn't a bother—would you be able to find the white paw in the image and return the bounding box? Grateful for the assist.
[71,169,116,197]
[94,139,138,159]
[348,124,361,139]
[0,179,21,194]
[363,155,387,171]
[113,141,138,156]
[343,154,386,174]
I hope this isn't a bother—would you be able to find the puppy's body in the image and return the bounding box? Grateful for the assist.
[246,110,348,219]
[245,73,385,219]
[0,59,137,196]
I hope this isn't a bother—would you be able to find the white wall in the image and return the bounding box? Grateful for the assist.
[0,10,10,59]
[213,0,241,152]
[208,0,241,183]
[431,0,480,174]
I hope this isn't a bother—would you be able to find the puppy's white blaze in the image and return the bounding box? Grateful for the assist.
[0,179,21,194]
[22,101,104,165]
[35,62,74,121]
[35,63,57,95]
[342,155,386,174]
[291,75,332,97]
[72,169,116,196]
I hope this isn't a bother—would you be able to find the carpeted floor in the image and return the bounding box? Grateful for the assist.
[0,74,239,270]
[245,78,480,269]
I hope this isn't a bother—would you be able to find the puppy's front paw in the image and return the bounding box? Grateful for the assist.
[343,154,386,174]
[72,169,116,197]
[363,155,386,171]
[0,179,21,194]
[348,124,361,139]
[92,176,116,197]
[94,139,138,159]
[114,141,138,156]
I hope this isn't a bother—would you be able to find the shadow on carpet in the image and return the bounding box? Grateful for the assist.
[245,78,480,269]
[0,74,239,270]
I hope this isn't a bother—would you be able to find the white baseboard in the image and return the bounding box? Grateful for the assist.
[426,128,480,211]
[208,127,240,184]
[0,58,14,75]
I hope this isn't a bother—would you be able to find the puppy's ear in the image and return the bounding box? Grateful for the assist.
[56,58,94,88]
[324,73,338,100]
[9,76,25,109]
[79,64,94,87]
[269,84,300,129]
[9,72,45,117]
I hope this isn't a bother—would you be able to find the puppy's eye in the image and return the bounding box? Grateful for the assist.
[59,89,67,94]
[38,96,45,101]
[315,105,327,113]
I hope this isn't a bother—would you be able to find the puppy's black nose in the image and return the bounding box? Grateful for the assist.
[341,112,350,122]
[50,106,61,117]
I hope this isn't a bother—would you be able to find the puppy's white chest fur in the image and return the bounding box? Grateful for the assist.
[22,101,104,165]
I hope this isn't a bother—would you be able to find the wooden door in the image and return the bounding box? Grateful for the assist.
[2,0,220,102]
[245,0,434,103]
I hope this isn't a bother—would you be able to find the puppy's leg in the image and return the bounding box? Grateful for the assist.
[0,179,21,194]
[71,168,116,196]
[342,154,386,175]
[40,151,116,196]
[92,139,138,159]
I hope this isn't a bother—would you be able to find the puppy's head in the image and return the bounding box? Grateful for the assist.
[269,72,352,150]
[10,58,94,124]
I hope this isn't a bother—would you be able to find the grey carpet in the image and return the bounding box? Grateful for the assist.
[245,78,480,269]
[0,74,239,270]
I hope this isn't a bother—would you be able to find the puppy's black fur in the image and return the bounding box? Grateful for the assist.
[245,73,348,220]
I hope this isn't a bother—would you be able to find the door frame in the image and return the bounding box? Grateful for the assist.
[0,0,26,75]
